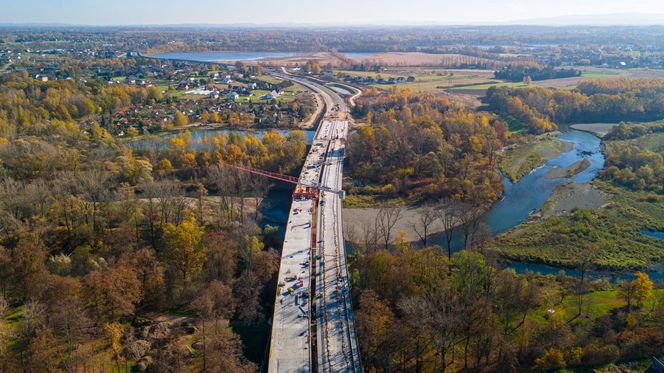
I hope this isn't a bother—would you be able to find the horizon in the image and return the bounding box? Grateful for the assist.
[3,0,664,26]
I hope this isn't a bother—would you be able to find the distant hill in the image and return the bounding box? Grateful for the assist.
[506,13,664,26]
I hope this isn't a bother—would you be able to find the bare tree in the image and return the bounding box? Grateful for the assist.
[140,179,187,247]
[208,165,235,226]
[360,220,379,254]
[412,203,437,247]
[375,206,402,250]
[76,169,111,236]
[437,199,460,264]
[574,244,599,317]
[343,223,359,253]
[249,174,271,223]
[458,204,484,250]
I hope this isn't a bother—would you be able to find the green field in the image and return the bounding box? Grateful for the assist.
[452,81,529,91]
[334,68,501,92]
[529,288,664,324]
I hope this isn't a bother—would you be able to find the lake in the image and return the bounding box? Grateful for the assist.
[149,51,301,62]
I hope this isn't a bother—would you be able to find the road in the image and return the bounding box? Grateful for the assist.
[315,121,361,373]
[268,73,360,373]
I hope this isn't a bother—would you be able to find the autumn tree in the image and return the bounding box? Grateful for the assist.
[162,218,206,285]
[83,265,141,322]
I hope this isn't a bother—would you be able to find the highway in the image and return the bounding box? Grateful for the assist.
[316,121,361,373]
[268,73,360,373]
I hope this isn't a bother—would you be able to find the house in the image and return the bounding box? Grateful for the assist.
[263,90,281,100]
[227,92,240,100]
[124,77,136,85]
[35,74,49,82]
[221,77,233,84]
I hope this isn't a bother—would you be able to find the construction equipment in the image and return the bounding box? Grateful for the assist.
[222,162,343,198]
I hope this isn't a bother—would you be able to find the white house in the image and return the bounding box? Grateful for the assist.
[263,90,281,100]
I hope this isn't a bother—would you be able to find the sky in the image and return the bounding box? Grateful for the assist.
[3,0,664,26]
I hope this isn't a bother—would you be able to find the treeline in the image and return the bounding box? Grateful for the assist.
[348,88,506,204]
[352,244,664,372]
[604,121,664,141]
[494,64,581,82]
[486,79,664,134]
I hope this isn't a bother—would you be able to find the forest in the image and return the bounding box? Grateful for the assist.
[0,68,309,370]
[347,88,506,205]
[351,240,664,372]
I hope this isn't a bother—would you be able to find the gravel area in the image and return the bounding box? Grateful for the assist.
[544,159,591,179]
[570,123,620,138]
[540,182,608,219]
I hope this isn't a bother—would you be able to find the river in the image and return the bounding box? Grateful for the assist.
[424,129,663,281]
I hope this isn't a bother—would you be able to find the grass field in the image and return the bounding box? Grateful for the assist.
[255,74,283,85]
[452,81,528,91]
[492,180,664,270]
[580,71,620,78]
[334,68,500,93]
[529,288,664,324]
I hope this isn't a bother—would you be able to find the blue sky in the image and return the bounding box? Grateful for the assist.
[2,0,664,25]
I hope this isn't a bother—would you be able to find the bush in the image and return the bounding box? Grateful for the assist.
[581,341,620,366]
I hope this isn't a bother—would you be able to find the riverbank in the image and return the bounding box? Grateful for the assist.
[570,123,620,137]
[499,134,574,182]
[539,182,608,219]
[491,181,664,271]
[544,158,591,179]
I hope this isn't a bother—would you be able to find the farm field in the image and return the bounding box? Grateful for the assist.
[335,68,499,92]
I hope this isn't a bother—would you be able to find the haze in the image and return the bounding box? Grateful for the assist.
[3,0,664,25]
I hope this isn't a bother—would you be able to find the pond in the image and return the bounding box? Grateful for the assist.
[149,51,302,62]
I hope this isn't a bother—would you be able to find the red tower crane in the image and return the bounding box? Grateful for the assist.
[223,162,339,199]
